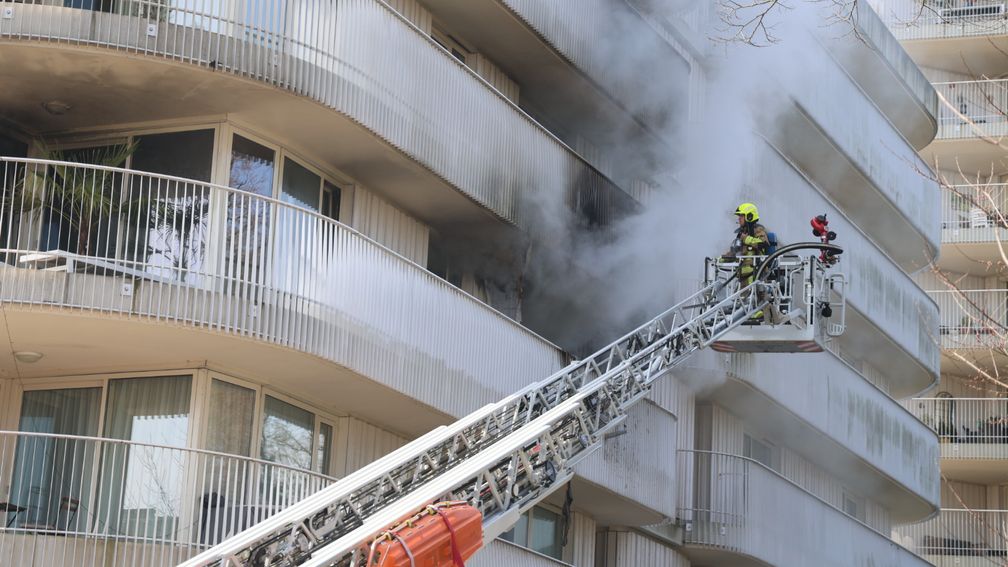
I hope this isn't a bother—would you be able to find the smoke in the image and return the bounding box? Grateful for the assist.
[516,1,857,355]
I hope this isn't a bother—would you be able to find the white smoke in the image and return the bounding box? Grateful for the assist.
[518,0,859,354]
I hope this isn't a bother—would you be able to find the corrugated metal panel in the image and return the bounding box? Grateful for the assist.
[710,405,743,455]
[574,400,678,517]
[352,187,430,265]
[383,0,431,33]
[332,416,407,477]
[473,54,519,104]
[469,540,571,567]
[597,530,688,567]
[569,511,595,567]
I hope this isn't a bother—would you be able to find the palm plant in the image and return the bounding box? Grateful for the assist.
[9,142,138,258]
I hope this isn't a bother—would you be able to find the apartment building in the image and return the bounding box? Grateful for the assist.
[0,0,938,566]
[870,0,1008,563]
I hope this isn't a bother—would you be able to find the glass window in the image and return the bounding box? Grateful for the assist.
[529,507,562,559]
[128,130,214,281]
[743,433,774,470]
[12,388,101,530]
[500,506,562,560]
[261,396,314,470]
[321,181,341,222]
[226,135,274,288]
[316,422,333,476]
[229,135,275,199]
[131,130,214,182]
[206,379,256,456]
[281,158,321,211]
[0,132,28,265]
[99,375,192,538]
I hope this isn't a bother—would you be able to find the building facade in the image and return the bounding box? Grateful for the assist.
[872,0,1008,563]
[0,1,938,566]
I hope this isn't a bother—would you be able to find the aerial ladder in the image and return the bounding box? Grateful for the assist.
[180,239,846,567]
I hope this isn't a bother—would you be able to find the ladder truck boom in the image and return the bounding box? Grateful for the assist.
[181,244,843,567]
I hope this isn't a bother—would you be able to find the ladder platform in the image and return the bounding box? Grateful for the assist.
[711,323,824,353]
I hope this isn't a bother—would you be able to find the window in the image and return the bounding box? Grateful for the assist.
[227,135,275,287]
[261,395,315,470]
[500,506,564,560]
[316,422,333,476]
[0,132,27,265]
[100,376,193,537]
[128,129,215,281]
[12,388,102,529]
[843,491,864,522]
[321,181,341,222]
[206,379,256,457]
[743,433,774,470]
[431,28,471,64]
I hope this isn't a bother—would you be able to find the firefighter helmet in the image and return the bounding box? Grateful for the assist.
[734,202,759,222]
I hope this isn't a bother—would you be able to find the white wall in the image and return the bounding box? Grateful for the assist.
[351,187,430,266]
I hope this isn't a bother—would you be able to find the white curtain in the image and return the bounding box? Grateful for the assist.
[13,388,101,531]
[97,376,192,540]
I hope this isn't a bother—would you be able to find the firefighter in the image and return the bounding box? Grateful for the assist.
[727,202,770,321]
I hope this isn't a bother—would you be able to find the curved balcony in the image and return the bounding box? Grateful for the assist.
[873,0,1008,41]
[904,397,1008,483]
[0,0,631,228]
[933,80,1008,140]
[0,430,333,567]
[832,1,938,150]
[0,157,566,429]
[893,508,1008,566]
[930,290,1008,351]
[758,141,940,396]
[678,450,931,567]
[720,351,940,522]
[769,34,940,272]
[940,184,1008,249]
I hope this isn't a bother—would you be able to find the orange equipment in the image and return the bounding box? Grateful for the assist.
[366,502,483,567]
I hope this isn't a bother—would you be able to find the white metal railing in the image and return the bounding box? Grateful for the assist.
[0,430,334,567]
[904,398,1008,452]
[893,509,1008,558]
[0,0,628,227]
[929,290,1008,349]
[678,451,928,566]
[933,80,1008,139]
[873,0,1008,41]
[0,157,564,419]
[940,184,1008,243]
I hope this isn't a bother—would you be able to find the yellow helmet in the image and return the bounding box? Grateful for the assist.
[734,202,759,222]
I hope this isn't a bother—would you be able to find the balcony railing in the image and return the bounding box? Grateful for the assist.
[0,430,334,566]
[873,0,1008,41]
[0,157,564,419]
[904,398,1008,458]
[678,450,928,566]
[941,184,1008,243]
[929,290,1008,349]
[933,80,1008,140]
[0,0,629,227]
[893,509,1008,560]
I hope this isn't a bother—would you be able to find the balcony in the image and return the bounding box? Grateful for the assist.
[932,80,1008,140]
[0,0,631,228]
[0,430,333,566]
[893,508,1008,566]
[929,290,1008,351]
[940,184,1008,251]
[904,397,1008,482]
[0,157,566,434]
[873,0,1008,41]
[678,450,931,567]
